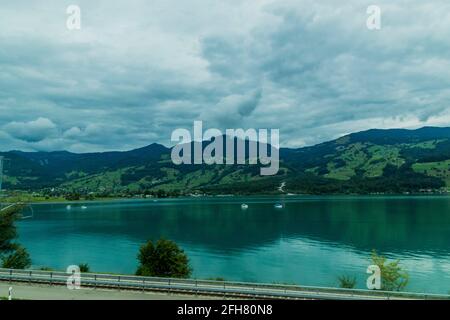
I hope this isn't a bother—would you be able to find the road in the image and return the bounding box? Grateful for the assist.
[0,282,211,300]
[1,268,448,300]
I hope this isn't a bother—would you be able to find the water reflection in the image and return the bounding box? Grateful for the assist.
[17,196,450,293]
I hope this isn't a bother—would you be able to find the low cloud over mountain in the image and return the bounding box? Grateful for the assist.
[1,0,449,152]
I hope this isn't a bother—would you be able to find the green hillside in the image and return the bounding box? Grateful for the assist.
[1,127,450,197]
[412,160,450,186]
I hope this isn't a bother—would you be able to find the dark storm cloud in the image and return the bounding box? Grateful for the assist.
[0,0,449,151]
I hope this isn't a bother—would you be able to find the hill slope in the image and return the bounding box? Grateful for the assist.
[1,127,450,195]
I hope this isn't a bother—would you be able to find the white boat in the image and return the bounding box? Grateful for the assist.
[81,206,88,210]
[274,204,283,209]
[241,204,249,210]
[66,205,71,210]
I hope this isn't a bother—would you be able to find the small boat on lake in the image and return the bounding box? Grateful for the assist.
[241,204,249,210]
[66,205,71,210]
[81,206,88,210]
[274,204,283,209]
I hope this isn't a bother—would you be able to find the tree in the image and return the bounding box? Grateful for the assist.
[371,250,409,291]
[65,193,80,201]
[2,245,31,269]
[136,238,192,278]
[0,204,22,252]
[0,203,32,269]
[338,275,357,289]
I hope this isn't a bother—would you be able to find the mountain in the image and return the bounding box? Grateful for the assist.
[1,127,450,195]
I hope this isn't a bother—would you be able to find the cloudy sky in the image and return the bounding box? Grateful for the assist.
[1,0,450,152]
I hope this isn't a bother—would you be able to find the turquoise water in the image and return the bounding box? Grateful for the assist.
[16,196,450,294]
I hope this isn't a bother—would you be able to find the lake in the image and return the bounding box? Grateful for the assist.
[16,196,450,294]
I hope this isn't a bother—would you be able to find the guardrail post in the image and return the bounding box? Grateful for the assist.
[94,275,97,289]
[50,272,53,286]
[29,271,32,284]
[142,279,145,292]
[118,276,121,291]
[168,279,171,295]
[9,269,12,283]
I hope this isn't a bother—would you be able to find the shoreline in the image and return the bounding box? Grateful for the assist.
[1,192,448,205]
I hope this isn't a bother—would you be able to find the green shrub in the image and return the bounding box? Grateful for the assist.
[338,275,357,289]
[371,250,409,291]
[78,263,90,273]
[136,238,192,278]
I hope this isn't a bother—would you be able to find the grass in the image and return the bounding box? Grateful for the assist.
[61,169,126,192]
[0,194,124,204]
[412,160,450,186]
[1,195,67,203]
[151,166,264,192]
[404,139,444,150]
[322,143,406,180]
[362,145,404,177]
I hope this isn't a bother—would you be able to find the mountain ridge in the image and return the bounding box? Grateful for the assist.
[5,126,450,155]
[1,126,450,196]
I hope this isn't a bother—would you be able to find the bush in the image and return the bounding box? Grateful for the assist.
[39,267,54,271]
[208,277,226,282]
[78,263,90,273]
[371,250,409,291]
[338,275,357,289]
[136,238,192,278]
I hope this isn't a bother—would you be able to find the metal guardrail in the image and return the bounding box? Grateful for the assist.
[0,268,449,300]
